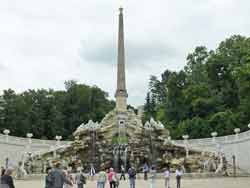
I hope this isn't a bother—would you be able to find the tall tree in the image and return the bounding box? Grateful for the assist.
[144,35,250,139]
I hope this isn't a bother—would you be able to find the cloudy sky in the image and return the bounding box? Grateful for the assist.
[0,0,249,106]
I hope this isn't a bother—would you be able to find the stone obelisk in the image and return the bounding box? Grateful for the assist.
[115,7,128,113]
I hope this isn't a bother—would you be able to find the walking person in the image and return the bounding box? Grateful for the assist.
[149,166,157,188]
[49,162,73,188]
[108,168,116,188]
[0,168,15,188]
[128,166,136,188]
[164,167,170,188]
[115,172,120,188]
[97,169,107,188]
[75,168,87,188]
[176,166,182,188]
[119,165,126,180]
[89,163,96,181]
[143,163,149,180]
[45,167,52,188]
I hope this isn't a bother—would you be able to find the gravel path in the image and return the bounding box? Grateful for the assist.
[15,177,250,188]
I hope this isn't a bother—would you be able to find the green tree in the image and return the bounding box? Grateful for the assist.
[144,35,250,139]
[0,81,115,140]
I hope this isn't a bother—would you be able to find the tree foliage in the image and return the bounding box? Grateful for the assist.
[144,35,250,139]
[0,81,115,140]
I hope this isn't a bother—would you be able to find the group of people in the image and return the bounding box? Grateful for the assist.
[44,164,138,188]
[45,162,87,188]
[1,162,183,188]
[97,164,183,188]
[97,166,137,188]
[44,162,183,188]
[143,163,183,188]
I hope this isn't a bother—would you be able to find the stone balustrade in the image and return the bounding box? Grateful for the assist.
[1,130,250,172]
[0,134,71,146]
[173,130,250,172]
[0,134,72,167]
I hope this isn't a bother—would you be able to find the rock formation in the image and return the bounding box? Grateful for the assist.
[33,109,222,174]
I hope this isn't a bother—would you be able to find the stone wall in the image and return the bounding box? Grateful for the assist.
[173,130,250,172]
[0,134,71,167]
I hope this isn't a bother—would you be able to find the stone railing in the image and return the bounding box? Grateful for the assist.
[0,134,72,146]
[173,130,250,172]
[0,134,72,167]
[173,130,250,146]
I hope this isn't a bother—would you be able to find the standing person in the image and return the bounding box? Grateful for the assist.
[108,168,116,188]
[114,173,120,188]
[75,169,86,188]
[5,158,9,170]
[90,163,96,181]
[176,166,182,188]
[16,161,23,180]
[149,166,157,188]
[0,168,15,188]
[49,162,73,188]
[143,163,149,180]
[128,166,136,188]
[45,167,52,188]
[63,170,74,188]
[119,165,126,180]
[97,169,107,188]
[163,167,170,188]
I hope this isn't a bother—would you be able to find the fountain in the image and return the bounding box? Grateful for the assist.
[29,7,225,174]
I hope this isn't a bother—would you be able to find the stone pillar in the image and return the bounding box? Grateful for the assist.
[115,7,128,112]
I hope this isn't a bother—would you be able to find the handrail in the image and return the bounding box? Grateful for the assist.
[0,134,72,146]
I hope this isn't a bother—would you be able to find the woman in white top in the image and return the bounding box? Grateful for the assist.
[175,166,182,188]
[163,167,170,188]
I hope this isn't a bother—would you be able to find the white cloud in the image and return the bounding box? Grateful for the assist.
[0,0,249,106]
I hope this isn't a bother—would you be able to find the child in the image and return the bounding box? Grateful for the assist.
[176,166,182,188]
[164,167,170,188]
[120,165,126,180]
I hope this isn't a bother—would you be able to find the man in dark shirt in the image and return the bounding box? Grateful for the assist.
[48,162,72,188]
[0,168,15,188]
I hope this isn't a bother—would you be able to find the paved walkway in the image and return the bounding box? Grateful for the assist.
[15,177,250,188]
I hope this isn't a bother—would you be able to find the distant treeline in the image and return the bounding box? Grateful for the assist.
[0,80,115,140]
[144,35,250,139]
